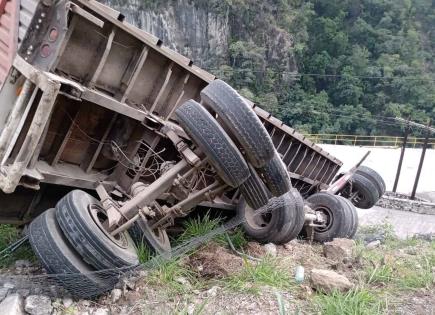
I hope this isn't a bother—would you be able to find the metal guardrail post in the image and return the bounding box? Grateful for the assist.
[393,122,410,193]
[411,120,431,200]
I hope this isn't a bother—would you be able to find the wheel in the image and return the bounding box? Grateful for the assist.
[270,188,306,244]
[29,209,115,299]
[176,99,250,188]
[346,173,380,209]
[201,80,275,168]
[133,218,171,257]
[239,164,269,210]
[56,190,139,270]
[357,166,386,196]
[306,192,353,243]
[338,196,359,239]
[238,196,287,243]
[258,152,292,197]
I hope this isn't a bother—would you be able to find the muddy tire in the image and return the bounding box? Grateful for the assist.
[357,166,386,196]
[238,196,287,243]
[270,189,305,244]
[56,190,139,270]
[239,165,269,210]
[258,152,292,197]
[348,173,380,209]
[176,100,250,188]
[306,192,352,243]
[29,209,114,298]
[201,80,274,168]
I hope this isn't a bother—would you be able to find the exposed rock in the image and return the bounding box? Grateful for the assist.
[310,269,353,293]
[205,286,219,298]
[264,243,277,257]
[15,260,32,269]
[0,294,25,315]
[323,238,355,262]
[93,307,110,315]
[366,240,381,249]
[111,289,123,304]
[63,297,74,308]
[24,295,53,315]
[0,287,9,302]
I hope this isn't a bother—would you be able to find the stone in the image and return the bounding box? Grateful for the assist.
[264,243,277,257]
[0,294,25,315]
[0,287,10,302]
[310,269,353,293]
[175,277,191,287]
[206,286,219,297]
[93,308,110,315]
[366,240,381,249]
[63,297,74,308]
[15,260,32,269]
[3,282,15,289]
[24,295,53,315]
[111,289,123,304]
[323,238,355,262]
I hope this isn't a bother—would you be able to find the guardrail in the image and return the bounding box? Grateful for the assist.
[304,134,435,148]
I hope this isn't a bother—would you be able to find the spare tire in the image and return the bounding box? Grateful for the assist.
[56,190,139,270]
[201,80,274,168]
[29,209,115,299]
[176,99,250,188]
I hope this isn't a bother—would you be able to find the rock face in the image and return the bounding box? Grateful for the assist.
[310,269,353,293]
[0,294,25,315]
[24,295,53,315]
[323,238,355,262]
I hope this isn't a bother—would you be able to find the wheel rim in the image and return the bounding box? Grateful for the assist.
[245,204,272,229]
[88,204,130,249]
[313,206,333,233]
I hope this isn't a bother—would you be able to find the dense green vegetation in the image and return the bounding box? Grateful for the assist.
[205,0,435,135]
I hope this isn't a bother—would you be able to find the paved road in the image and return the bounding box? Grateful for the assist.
[358,206,435,239]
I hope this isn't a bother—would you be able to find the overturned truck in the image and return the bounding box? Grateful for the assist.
[0,0,385,297]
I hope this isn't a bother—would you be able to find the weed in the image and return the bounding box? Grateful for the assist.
[0,225,35,268]
[226,257,295,293]
[177,213,222,245]
[395,255,434,289]
[366,264,394,285]
[137,242,153,264]
[313,289,385,315]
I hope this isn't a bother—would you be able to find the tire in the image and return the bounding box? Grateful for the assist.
[348,173,380,209]
[238,196,287,243]
[306,192,350,243]
[258,152,292,197]
[270,189,306,244]
[201,80,274,168]
[176,100,250,188]
[357,166,386,196]
[29,209,115,299]
[133,218,171,257]
[239,165,269,210]
[339,197,359,239]
[56,190,139,270]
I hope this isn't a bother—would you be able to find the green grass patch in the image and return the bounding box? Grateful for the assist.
[0,225,35,268]
[395,255,434,289]
[313,289,386,315]
[225,257,295,293]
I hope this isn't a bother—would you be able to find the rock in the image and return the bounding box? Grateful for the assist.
[175,277,191,287]
[366,240,381,249]
[63,297,74,308]
[0,287,9,302]
[93,308,110,315]
[16,289,30,298]
[264,243,277,257]
[310,269,353,293]
[323,238,355,262]
[3,282,15,289]
[24,295,53,315]
[206,286,219,297]
[14,260,32,269]
[111,289,123,304]
[0,294,25,315]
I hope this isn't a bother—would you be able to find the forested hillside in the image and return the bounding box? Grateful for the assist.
[107,0,435,135]
[213,0,435,135]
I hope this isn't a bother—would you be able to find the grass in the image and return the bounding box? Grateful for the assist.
[225,257,296,293]
[0,225,35,268]
[313,289,386,315]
